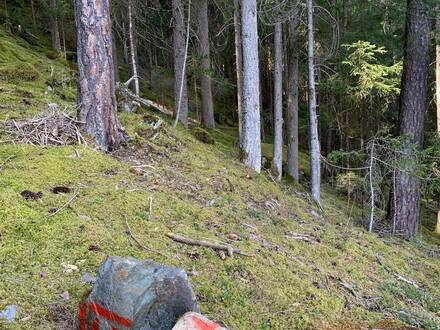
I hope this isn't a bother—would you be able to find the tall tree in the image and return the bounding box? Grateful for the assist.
[234,0,243,146]
[392,0,430,239]
[287,2,300,182]
[49,0,61,51]
[436,5,440,234]
[307,0,321,204]
[240,0,261,172]
[272,20,283,181]
[172,0,189,127]
[198,0,215,128]
[128,0,140,96]
[74,0,124,151]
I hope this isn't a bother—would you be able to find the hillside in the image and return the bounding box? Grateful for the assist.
[0,28,440,330]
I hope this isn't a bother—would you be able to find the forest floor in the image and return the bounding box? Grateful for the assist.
[0,28,440,330]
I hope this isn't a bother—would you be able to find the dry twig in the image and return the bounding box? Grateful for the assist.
[49,191,80,217]
[124,216,167,257]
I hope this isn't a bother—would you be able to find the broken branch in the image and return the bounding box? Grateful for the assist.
[49,191,80,217]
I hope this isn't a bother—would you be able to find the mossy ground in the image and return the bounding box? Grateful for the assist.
[0,28,439,330]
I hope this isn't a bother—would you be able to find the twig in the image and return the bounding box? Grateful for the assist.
[394,273,419,289]
[49,191,80,217]
[124,216,167,257]
[147,196,153,221]
[0,155,16,171]
[167,233,254,257]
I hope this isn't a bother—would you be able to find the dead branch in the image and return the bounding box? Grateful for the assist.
[0,155,16,171]
[49,191,80,217]
[166,233,254,257]
[394,273,419,289]
[124,216,167,257]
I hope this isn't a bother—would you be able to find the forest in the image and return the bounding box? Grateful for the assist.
[0,0,440,329]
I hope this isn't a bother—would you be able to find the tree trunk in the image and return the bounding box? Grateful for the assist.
[272,21,283,181]
[436,5,440,234]
[240,0,261,172]
[112,31,120,84]
[172,0,189,127]
[30,0,37,32]
[287,2,300,182]
[343,0,349,30]
[128,0,140,96]
[307,0,321,204]
[74,0,124,151]
[198,0,215,128]
[392,0,430,239]
[49,0,61,52]
[234,0,243,147]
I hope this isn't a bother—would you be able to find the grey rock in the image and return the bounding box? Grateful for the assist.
[0,305,17,323]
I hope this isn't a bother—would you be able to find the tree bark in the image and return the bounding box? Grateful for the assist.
[128,0,140,96]
[436,5,440,234]
[49,0,61,51]
[234,0,243,146]
[343,0,349,30]
[112,31,120,84]
[30,0,37,32]
[240,0,261,172]
[287,2,300,182]
[272,21,283,181]
[74,0,124,151]
[307,0,321,204]
[392,0,430,239]
[172,0,189,127]
[198,0,215,128]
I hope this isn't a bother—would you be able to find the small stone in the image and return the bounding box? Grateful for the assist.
[60,291,70,302]
[172,312,228,330]
[81,273,96,284]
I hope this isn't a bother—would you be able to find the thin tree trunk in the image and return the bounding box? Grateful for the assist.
[112,31,120,84]
[343,0,349,30]
[49,0,61,52]
[198,0,215,128]
[272,21,283,181]
[307,0,321,204]
[234,0,243,146]
[74,0,124,151]
[287,2,300,182]
[128,0,140,96]
[30,0,37,32]
[240,0,261,172]
[392,0,430,239]
[435,6,440,234]
[172,0,189,127]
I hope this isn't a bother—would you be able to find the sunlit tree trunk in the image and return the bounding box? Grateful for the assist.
[74,0,124,151]
[172,0,189,127]
[234,0,243,146]
[272,21,283,181]
[128,0,140,96]
[307,0,321,204]
[435,6,440,234]
[240,0,261,172]
[49,0,61,51]
[287,2,300,182]
[392,0,430,239]
[198,0,215,128]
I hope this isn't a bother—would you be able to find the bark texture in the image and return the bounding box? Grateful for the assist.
[436,6,440,234]
[287,2,300,182]
[392,0,430,239]
[74,0,124,151]
[272,21,283,181]
[234,0,243,146]
[172,0,189,127]
[307,0,321,204]
[49,0,61,51]
[198,0,215,128]
[240,0,261,172]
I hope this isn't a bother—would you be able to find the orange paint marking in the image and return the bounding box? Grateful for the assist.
[191,315,221,330]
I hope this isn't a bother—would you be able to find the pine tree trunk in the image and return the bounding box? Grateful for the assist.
[198,0,215,128]
[30,0,37,32]
[392,0,430,239]
[234,0,243,147]
[307,0,321,204]
[435,5,440,234]
[112,31,120,84]
[172,0,189,127]
[287,2,300,182]
[240,0,261,172]
[272,21,283,181]
[74,0,124,151]
[343,0,349,29]
[128,0,140,96]
[49,0,61,51]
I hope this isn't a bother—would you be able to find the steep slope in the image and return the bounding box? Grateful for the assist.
[0,29,439,330]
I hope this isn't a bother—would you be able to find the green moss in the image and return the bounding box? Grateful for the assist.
[0,62,39,82]
[191,127,215,145]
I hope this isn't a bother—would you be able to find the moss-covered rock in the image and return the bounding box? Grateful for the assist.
[0,62,40,82]
[191,127,215,144]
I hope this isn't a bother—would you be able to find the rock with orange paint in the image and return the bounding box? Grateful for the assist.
[81,256,199,330]
[172,312,228,330]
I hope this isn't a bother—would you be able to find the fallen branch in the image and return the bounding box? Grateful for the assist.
[49,191,80,217]
[166,233,254,257]
[394,273,419,289]
[0,155,16,171]
[125,216,167,257]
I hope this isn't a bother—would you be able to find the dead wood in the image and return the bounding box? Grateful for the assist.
[124,216,167,257]
[166,233,254,257]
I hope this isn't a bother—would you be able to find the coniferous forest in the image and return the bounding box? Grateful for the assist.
[0,0,440,329]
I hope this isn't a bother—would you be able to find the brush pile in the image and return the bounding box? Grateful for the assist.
[3,105,86,146]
